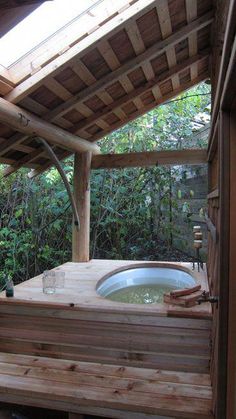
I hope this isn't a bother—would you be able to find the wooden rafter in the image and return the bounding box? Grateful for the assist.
[89,71,209,142]
[185,0,198,80]
[5,0,135,84]
[5,10,213,107]
[0,0,214,176]
[73,52,208,135]
[156,0,180,90]
[25,71,209,178]
[5,0,157,97]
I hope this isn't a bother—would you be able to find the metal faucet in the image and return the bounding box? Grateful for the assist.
[197,290,219,306]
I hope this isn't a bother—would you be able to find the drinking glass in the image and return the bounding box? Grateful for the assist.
[42,270,56,294]
[55,271,65,289]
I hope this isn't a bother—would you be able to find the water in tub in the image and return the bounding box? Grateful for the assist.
[107,284,176,304]
[98,267,195,304]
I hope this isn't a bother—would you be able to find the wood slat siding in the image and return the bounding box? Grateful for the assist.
[0,0,214,175]
[207,117,221,417]
[0,302,211,373]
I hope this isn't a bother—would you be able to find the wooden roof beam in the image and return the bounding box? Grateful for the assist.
[0,98,100,155]
[6,0,157,98]
[185,0,198,80]
[5,9,214,108]
[73,52,209,135]
[27,71,209,178]
[91,149,207,169]
[7,0,135,84]
[44,11,213,122]
[89,71,209,143]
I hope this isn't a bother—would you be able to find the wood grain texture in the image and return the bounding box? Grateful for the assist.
[0,98,100,154]
[91,149,207,169]
[0,261,211,375]
[0,0,214,174]
[72,152,92,262]
[0,352,213,418]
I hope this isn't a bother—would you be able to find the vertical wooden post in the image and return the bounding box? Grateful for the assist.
[72,151,92,262]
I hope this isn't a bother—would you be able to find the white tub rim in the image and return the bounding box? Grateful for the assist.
[96,262,196,299]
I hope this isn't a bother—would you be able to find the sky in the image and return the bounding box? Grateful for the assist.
[0,0,98,67]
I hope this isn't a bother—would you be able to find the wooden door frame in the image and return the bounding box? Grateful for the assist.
[214,36,236,418]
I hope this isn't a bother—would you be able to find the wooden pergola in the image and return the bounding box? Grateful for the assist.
[0,0,235,418]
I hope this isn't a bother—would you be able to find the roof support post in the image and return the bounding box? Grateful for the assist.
[72,151,92,262]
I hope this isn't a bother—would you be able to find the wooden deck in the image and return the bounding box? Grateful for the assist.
[0,352,213,419]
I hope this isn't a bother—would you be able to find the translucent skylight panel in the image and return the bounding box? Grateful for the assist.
[0,0,98,67]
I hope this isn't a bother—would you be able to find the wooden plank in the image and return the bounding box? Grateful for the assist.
[227,99,236,419]
[0,362,212,400]
[126,21,146,55]
[91,149,207,169]
[185,0,198,80]
[156,0,180,89]
[0,97,100,155]
[0,79,13,95]
[5,11,214,109]
[0,353,211,385]
[43,78,73,101]
[98,40,121,70]
[207,0,236,153]
[0,375,213,418]
[72,152,92,262]
[211,110,229,418]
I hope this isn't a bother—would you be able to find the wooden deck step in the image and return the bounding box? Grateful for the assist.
[0,353,213,419]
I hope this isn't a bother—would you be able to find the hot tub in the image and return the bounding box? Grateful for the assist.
[96,266,196,304]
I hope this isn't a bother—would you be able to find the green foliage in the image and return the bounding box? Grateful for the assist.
[0,82,210,282]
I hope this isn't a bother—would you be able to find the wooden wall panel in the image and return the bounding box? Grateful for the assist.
[0,305,211,374]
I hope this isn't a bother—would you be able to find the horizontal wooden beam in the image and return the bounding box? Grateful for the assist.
[0,98,100,155]
[91,149,207,169]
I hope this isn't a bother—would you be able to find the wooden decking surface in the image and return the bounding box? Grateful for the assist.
[0,352,213,419]
[0,260,211,319]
